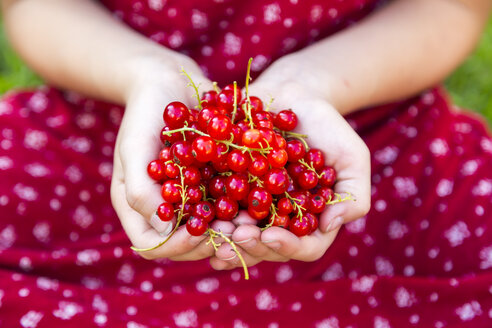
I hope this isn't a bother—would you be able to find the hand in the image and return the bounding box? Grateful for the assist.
[210,58,371,269]
[111,58,236,261]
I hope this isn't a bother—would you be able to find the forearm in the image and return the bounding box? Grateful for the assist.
[2,0,191,104]
[285,0,491,114]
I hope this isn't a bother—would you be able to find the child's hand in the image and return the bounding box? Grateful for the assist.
[210,69,371,270]
[111,62,236,261]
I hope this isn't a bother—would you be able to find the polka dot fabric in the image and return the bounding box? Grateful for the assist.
[0,1,491,327]
[102,0,382,86]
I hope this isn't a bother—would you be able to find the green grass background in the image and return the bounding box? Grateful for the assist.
[0,20,491,125]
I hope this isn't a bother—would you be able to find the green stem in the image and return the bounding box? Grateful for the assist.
[244,58,255,129]
[207,229,249,280]
[284,192,306,219]
[180,67,202,110]
[231,81,238,122]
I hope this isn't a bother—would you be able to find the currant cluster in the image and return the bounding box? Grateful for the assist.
[146,79,341,239]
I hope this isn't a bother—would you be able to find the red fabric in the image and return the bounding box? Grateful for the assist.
[1,1,492,327]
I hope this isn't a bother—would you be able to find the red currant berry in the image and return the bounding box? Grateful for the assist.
[178,203,194,221]
[193,201,215,223]
[156,202,174,222]
[147,160,166,181]
[227,149,250,173]
[274,133,287,149]
[286,162,306,179]
[267,149,288,168]
[263,168,289,195]
[247,207,270,221]
[231,125,243,143]
[211,143,229,172]
[200,165,216,181]
[208,176,227,198]
[192,136,217,162]
[197,106,219,131]
[248,187,273,211]
[248,152,269,177]
[297,170,319,190]
[253,111,274,126]
[207,114,232,140]
[319,166,336,187]
[164,162,179,179]
[161,180,181,204]
[222,84,243,102]
[212,157,229,172]
[158,147,172,162]
[186,216,208,236]
[217,89,237,112]
[184,122,200,141]
[317,187,334,202]
[308,195,326,214]
[186,185,202,204]
[290,191,309,209]
[226,174,250,201]
[248,96,264,112]
[258,128,275,148]
[305,212,319,233]
[160,126,182,147]
[277,197,294,215]
[201,90,218,106]
[289,216,311,237]
[286,139,306,162]
[163,101,189,128]
[305,149,325,171]
[171,140,195,166]
[189,109,200,122]
[215,196,239,221]
[241,129,262,148]
[270,213,290,228]
[236,120,249,132]
[274,110,298,131]
[183,167,201,186]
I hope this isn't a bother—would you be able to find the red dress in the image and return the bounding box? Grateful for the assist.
[1,1,491,327]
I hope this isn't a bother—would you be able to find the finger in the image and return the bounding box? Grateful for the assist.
[231,209,257,226]
[113,154,211,259]
[314,115,371,231]
[260,226,340,262]
[210,242,262,270]
[209,219,236,241]
[288,99,371,230]
[113,148,173,236]
[168,237,214,261]
[161,220,236,261]
[231,224,288,262]
[118,95,169,222]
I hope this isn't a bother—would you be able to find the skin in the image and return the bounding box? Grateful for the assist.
[2,0,490,268]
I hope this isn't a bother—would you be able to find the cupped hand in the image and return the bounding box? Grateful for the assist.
[111,59,235,261]
[210,59,371,270]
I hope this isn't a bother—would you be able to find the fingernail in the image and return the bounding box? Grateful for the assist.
[326,216,344,232]
[235,238,253,245]
[236,238,257,248]
[150,213,172,236]
[221,251,237,261]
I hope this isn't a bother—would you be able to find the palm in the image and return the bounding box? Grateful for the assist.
[210,81,371,270]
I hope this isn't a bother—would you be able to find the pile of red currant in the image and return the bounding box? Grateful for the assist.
[146,76,344,241]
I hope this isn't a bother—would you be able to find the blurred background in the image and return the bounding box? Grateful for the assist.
[0,19,491,126]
